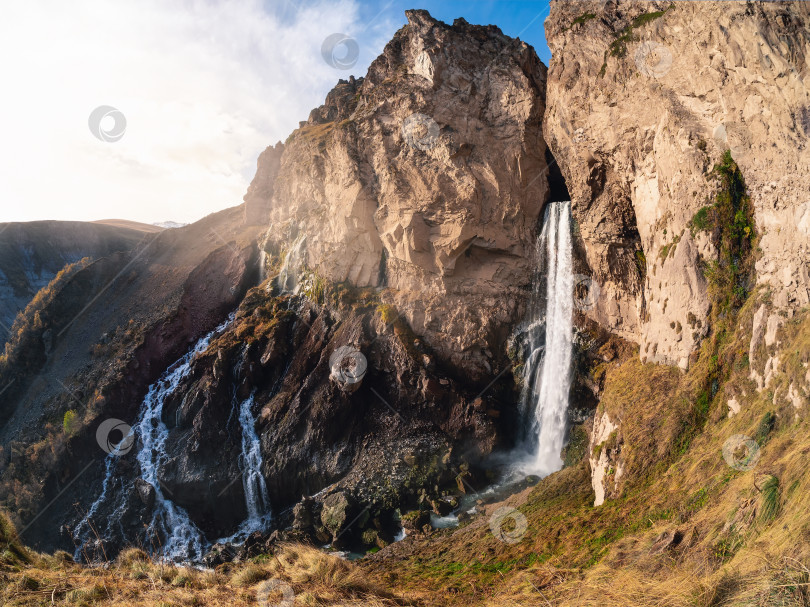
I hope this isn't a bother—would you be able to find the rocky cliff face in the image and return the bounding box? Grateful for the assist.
[6,1,810,567]
[544,0,810,504]
[545,0,810,370]
[252,10,549,380]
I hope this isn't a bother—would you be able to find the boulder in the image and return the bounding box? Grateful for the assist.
[133,479,156,510]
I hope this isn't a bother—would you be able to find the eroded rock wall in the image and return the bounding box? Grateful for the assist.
[251,10,549,380]
[545,0,810,370]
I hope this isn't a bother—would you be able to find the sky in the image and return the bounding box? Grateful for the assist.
[0,0,552,226]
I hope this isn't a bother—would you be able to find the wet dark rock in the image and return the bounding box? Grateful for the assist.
[429,498,453,517]
[401,510,431,533]
[320,492,357,547]
[133,479,155,509]
[202,543,237,568]
[292,496,315,532]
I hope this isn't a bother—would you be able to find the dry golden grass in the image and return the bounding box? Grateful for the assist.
[0,541,411,606]
[5,298,810,606]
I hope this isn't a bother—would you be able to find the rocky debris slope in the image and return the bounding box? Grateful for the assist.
[0,221,155,341]
[251,10,549,381]
[77,283,513,558]
[544,0,810,370]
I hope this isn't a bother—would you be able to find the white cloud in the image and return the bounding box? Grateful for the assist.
[0,0,399,224]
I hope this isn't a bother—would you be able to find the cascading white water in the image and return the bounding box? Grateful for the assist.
[277,234,306,293]
[237,395,271,521]
[217,394,273,544]
[258,227,273,284]
[74,322,223,562]
[520,201,574,477]
[131,325,228,562]
[76,314,274,562]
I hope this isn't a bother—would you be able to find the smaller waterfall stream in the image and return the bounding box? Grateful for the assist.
[75,314,274,563]
[520,201,574,477]
[277,234,306,293]
[218,394,272,544]
[258,227,273,284]
[237,395,271,522]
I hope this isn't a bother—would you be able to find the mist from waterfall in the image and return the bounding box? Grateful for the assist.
[519,200,574,477]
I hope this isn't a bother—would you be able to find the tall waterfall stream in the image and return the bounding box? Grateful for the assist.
[519,200,574,477]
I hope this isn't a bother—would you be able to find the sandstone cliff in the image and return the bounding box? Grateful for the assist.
[545,0,810,370]
[544,0,810,505]
[250,10,549,380]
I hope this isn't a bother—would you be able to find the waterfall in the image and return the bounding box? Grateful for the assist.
[277,234,306,293]
[237,395,271,521]
[130,324,228,562]
[258,227,273,284]
[520,201,574,477]
[218,394,272,544]
[76,316,234,563]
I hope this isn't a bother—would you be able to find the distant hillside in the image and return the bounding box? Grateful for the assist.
[0,221,154,339]
[92,219,164,233]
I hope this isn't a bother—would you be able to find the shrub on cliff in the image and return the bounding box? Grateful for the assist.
[0,509,31,569]
[0,257,91,396]
[690,151,756,319]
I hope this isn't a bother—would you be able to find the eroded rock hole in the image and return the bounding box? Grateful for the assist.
[546,147,571,203]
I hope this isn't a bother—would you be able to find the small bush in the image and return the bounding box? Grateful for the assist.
[117,547,150,568]
[66,583,107,603]
[0,510,30,567]
[62,409,77,435]
[755,411,776,445]
[570,12,596,28]
[231,563,270,587]
[690,206,712,234]
[377,303,398,325]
